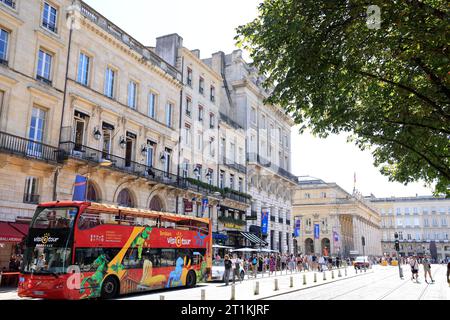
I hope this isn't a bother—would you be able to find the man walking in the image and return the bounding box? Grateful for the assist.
[232,254,242,284]
[409,256,420,283]
[422,257,434,284]
[224,255,232,286]
[251,254,258,278]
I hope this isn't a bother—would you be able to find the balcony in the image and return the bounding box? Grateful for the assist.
[219,113,242,130]
[246,153,298,184]
[0,131,64,164]
[222,157,246,174]
[184,178,251,205]
[60,141,180,188]
[23,194,40,205]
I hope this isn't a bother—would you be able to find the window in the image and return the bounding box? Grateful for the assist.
[128,81,137,109]
[441,217,447,226]
[279,128,282,143]
[187,68,192,87]
[146,141,155,168]
[185,97,192,117]
[182,160,189,178]
[42,2,58,33]
[209,137,215,157]
[166,102,173,127]
[261,114,266,129]
[148,92,157,118]
[229,174,235,190]
[77,53,90,86]
[407,234,411,240]
[199,77,204,94]
[284,135,289,148]
[207,169,213,185]
[24,177,39,204]
[305,193,311,199]
[0,29,9,63]
[104,67,115,98]
[230,142,236,161]
[196,131,202,151]
[424,217,429,227]
[238,177,243,192]
[251,107,256,124]
[28,107,46,144]
[432,217,438,227]
[198,105,204,121]
[210,85,215,102]
[321,192,326,198]
[396,208,401,215]
[37,49,53,82]
[184,124,191,146]
[414,217,420,226]
[0,0,16,9]
[398,231,403,240]
[209,113,215,129]
[219,171,225,189]
[101,122,113,159]
[397,218,402,226]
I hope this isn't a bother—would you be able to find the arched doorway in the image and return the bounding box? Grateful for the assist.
[305,238,314,254]
[117,188,135,208]
[86,182,99,202]
[321,238,331,256]
[149,195,164,212]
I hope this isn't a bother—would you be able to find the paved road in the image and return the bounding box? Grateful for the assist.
[1,265,447,300]
[267,264,449,300]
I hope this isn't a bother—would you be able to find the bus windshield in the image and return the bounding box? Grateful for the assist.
[21,206,78,275]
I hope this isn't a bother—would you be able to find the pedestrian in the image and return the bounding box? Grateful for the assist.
[410,256,420,283]
[223,255,232,286]
[281,254,286,271]
[336,256,341,269]
[251,254,258,278]
[327,256,333,270]
[269,255,276,275]
[447,262,450,287]
[422,256,434,284]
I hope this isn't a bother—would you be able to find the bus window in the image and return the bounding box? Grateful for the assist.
[161,249,176,267]
[75,248,120,272]
[141,248,160,267]
[78,212,102,230]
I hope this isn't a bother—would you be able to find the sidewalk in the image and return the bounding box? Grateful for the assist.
[120,266,374,300]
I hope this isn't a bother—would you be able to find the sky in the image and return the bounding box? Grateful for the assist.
[83,0,434,197]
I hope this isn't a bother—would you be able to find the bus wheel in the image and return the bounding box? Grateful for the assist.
[186,271,197,288]
[101,276,119,299]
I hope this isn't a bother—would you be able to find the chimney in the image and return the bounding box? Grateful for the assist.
[191,49,200,58]
[155,33,183,67]
[211,51,225,76]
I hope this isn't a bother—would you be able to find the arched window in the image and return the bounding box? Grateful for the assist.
[117,188,134,208]
[150,196,164,212]
[86,182,98,202]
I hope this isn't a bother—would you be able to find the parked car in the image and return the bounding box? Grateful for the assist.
[211,259,245,282]
[353,256,370,269]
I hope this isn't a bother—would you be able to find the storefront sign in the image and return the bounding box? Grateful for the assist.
[261,209,269,235]
[314,224,320,239]
[224,223,244,230]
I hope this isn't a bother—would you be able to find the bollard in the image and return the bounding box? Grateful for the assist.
[290,276,293,288]
[345,268,347,276]
[338,269,342,277]
[332,270,335,279]
[254,281,260,295]
[303,274,307,285]
[160,295,165,300]
[201,289,206,300]
[364,267,367,273]
[314,273,317,282]
[323,271,327,281]
[274,279,279,291]
[230,284,236,300]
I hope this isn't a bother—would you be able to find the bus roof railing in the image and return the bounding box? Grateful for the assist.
[86,202,210,225]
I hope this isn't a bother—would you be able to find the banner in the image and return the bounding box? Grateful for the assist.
[314,224,320,239]
[261,208,269,235]
[333,231,339,242]
[72,175,87,201]
[201,198,208,214]
[294,218,301,237]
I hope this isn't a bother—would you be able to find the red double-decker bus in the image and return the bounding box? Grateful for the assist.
[18,201,212,299]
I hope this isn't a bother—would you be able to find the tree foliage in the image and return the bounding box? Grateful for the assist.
[236,0,449,196]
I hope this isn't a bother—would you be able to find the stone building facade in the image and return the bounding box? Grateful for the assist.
[205,50,298,253]
[292,177,382,257]
[367,195,450,261]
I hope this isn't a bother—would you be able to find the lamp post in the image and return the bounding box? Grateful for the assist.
[394,232,404,279]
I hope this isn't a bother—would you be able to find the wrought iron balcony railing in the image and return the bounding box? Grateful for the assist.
[0,131,64,163]
[246,153,298,184]
[59,141,180,188]
[222,157,246,174]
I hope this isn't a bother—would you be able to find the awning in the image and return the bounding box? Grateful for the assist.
[10,222,30,237]
[0,222,26,243]
[240,232,267,246]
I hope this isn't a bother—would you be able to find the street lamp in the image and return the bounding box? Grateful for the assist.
[93,128,102,140]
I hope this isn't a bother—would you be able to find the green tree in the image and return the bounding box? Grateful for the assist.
[236,0,449,196]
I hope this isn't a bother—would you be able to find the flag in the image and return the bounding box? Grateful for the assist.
[73,175,87,201]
